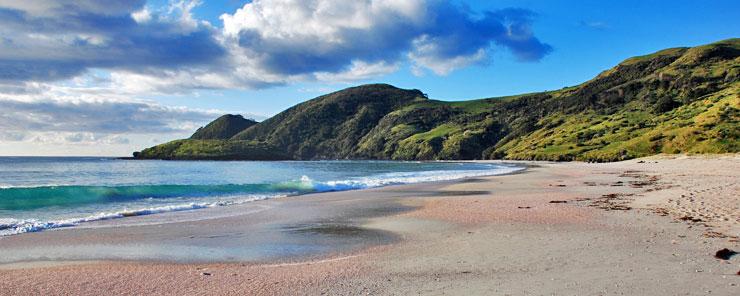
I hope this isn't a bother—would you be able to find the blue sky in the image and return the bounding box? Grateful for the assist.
[155,0,740,114]
[0,0,737,156]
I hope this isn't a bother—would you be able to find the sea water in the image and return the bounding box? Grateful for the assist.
[0,157,522,236]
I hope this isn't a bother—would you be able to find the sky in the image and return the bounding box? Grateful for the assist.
[0,0,738,156]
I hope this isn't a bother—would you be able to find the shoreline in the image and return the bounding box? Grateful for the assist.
[0,161,523,238]
[1,155,738,295]
[0,176,488,264]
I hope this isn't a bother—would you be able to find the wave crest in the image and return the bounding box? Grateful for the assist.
[0,163,523,236]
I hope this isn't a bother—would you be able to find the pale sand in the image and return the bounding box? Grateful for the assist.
[0,156,738,295]
[588,154,739,237]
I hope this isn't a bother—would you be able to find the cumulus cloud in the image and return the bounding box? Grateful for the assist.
[0,0,225,83]
[314,61,400,82]
[0,0,551,93]
[221,0,552,79]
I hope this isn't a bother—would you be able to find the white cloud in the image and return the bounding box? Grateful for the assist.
[0,0,142,17]
[314,61,399,82]
[0,78,255,155]
[220,0,549,78]
[0,0,551,95]
[221,0,426,39]
[0,96,221,134]
[0,0,225,83]
[131,7,152,23]
[409,43,487,75]
[120,0,552,93]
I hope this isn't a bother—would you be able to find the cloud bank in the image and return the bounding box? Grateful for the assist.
[0,0,552,91]
[223,1,551,78]
[0,95,225,149]
[0,99,217,134]
[0,0,225,83]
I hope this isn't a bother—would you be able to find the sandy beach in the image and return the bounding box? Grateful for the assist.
[1,155,738,295]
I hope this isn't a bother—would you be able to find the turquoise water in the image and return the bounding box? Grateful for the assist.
[0,157,522,235]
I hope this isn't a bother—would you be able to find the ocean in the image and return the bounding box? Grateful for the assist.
[0,157,522,236]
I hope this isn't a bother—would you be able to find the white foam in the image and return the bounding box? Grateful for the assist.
[1,164,523,237]
[308,165,523,192]
[0,195,280,237]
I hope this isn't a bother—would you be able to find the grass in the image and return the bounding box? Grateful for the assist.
[497,84,739,161]
[138,140,289,160]
[137,39,739,162]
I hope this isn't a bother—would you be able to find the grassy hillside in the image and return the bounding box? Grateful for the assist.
[190,114,257,140]
[231,84,426,159]
[133,139,289,160]
[136,39,739,162]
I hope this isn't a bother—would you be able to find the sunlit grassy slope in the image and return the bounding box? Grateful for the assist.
[137,39,739,162]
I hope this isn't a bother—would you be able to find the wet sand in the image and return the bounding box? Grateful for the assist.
[0,156,738,295]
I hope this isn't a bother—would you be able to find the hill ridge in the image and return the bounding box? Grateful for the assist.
[190,114,257,140]
[135,38,739,161]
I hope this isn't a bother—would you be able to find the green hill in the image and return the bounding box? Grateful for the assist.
[230,84,425,159]
[190,114,257,140]
[135,39,740,162]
